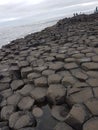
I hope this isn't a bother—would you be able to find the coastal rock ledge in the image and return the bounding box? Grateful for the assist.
[0,13,98,130]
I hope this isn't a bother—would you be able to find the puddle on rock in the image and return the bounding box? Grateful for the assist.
[35,105,59,130]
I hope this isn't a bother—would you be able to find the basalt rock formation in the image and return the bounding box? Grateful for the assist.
[0,13,98,130]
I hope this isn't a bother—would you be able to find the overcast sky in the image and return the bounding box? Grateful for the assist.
[0,0,98,26]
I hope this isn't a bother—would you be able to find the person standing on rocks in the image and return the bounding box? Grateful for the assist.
[95,7,98,13]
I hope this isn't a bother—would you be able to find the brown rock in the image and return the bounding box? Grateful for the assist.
[21,67,33,78]
[94,48,98,54]
[0,83,10,92]
[65,58,75,63]
[54,122,74,130]
[92,55,98,62]
[51,105,69,121]
[71,69,88,81]
[18,61,29,68]
[33,66,47,73]
[48,74,62,84]
[42,69,55,76]
[67,86,85,95]
[76,57,91,64]
[30,87,47,102]
[34,77,48,87]
[62,75,76,87]
[87,78,98,87]
[17,84,34,96]
[0,89,13,98]
[55,54,65,60]
[93,87,98,98]
[45,56,55,62]
[0,77,11,84]
[47,84,66,104]
[49,62,64,71]
[9,111,23,128]
[81,48,93,53]
[18,96,34,110]
[18,127,35,130]
[9,65,21,79]
[57,71,71,77]
[11,80,24,91]
[0,99,7,107]
[65,104,91,130]
[85,98,98,115]
[1,105,15,120]
[14,113,36,129]
[86,52,95,57]
[83,117,98,130]
[64,63,78,70]
[82,62,98,70]
[72,53,85,59]
[73,82,89,88]
[32,107,43,117]
[7,93,21,106]
[67,88,93,105]
[27,72,41,83]
[87,71,98,78]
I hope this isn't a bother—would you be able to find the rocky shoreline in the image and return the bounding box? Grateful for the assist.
[0,13,98,130]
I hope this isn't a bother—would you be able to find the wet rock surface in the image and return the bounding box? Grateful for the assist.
[0,13,98,130]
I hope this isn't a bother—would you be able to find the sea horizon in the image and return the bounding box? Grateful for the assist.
[0,0,97,48]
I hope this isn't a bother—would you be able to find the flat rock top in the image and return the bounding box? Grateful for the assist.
[0,13,98,130]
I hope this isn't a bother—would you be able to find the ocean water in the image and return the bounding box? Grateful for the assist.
[0,0,96,48]
[0,20,58,48]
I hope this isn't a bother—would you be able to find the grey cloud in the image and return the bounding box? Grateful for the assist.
[0,0,97,26]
